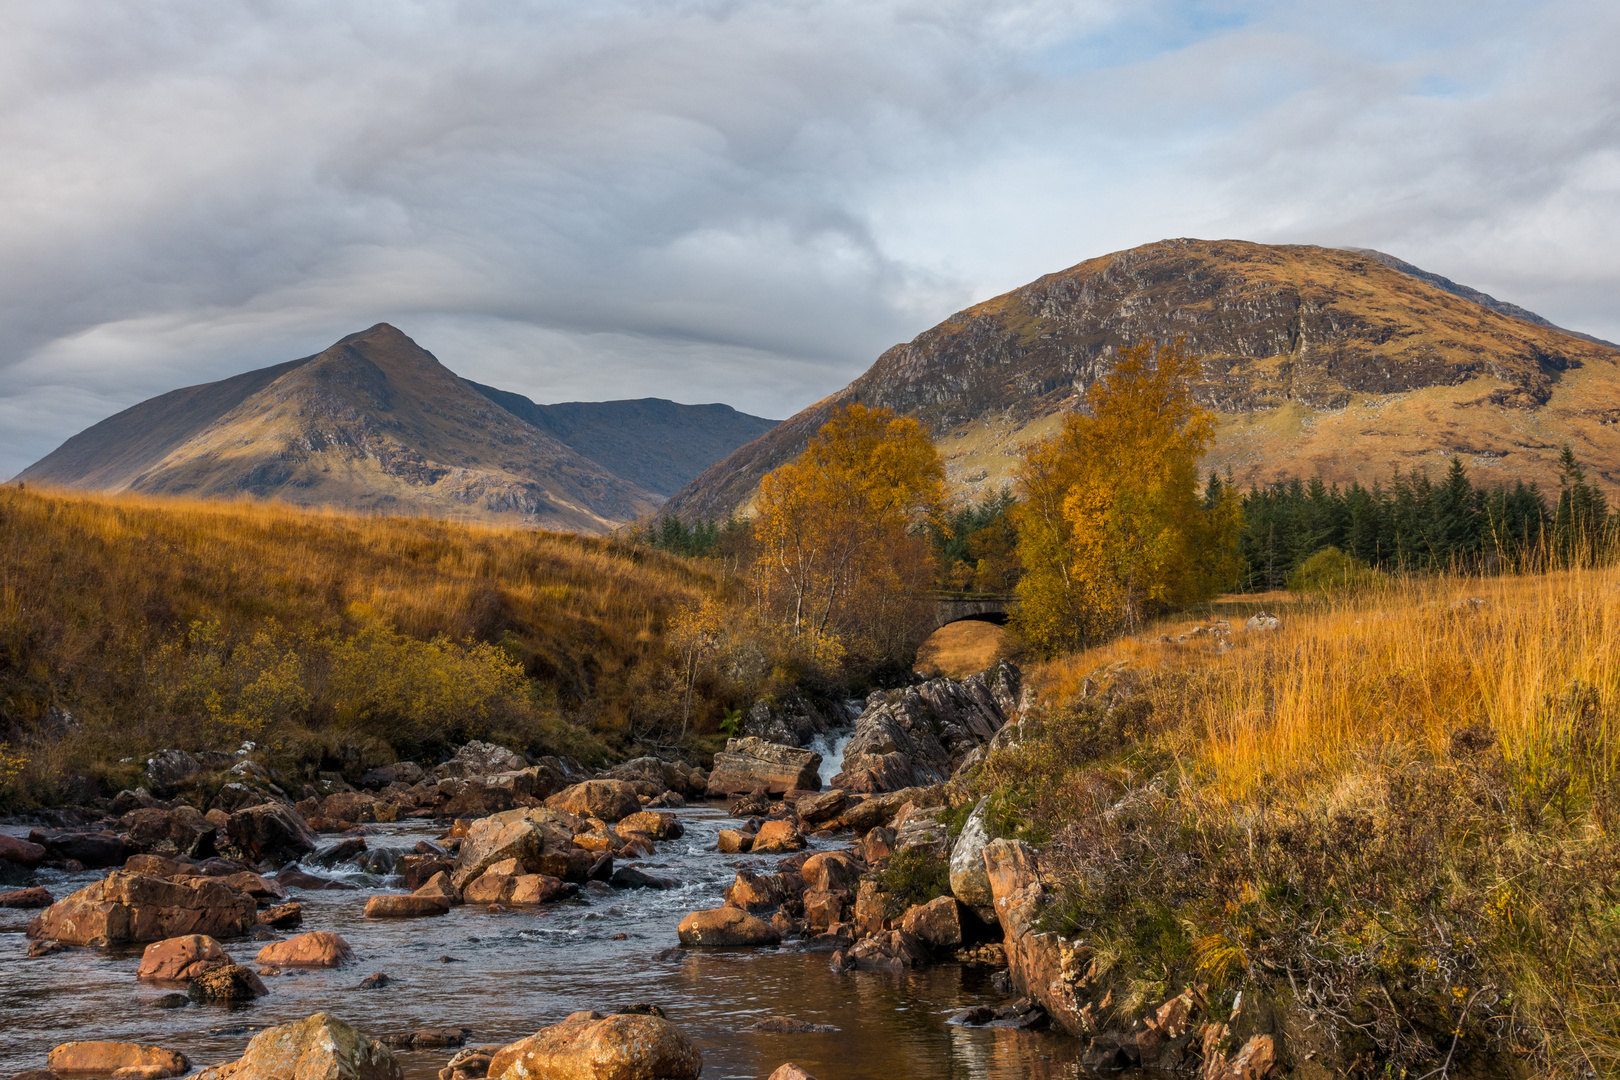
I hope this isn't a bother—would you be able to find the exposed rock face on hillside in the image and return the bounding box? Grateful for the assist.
[664,239,1620,519]
[19,325,660,533]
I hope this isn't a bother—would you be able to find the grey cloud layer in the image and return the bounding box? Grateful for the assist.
[2,0,1616,476]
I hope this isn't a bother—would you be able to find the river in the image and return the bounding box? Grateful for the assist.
[1,805,1086,1079]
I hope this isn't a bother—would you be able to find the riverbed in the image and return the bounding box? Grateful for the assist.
[0,806,1085,1079]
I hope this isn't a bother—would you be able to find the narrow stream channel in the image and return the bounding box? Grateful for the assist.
[1,807,1086,1079]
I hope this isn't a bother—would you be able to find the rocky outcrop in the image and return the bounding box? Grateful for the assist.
[834,664,1018,793]
[49,1042,189,1079]
[705,737,822,796]
[194,1012,401,1080]
[983,839,1087,1036]
[743,692,852,748]
[451,807,589,890]
[598,756,707,798]
[137,934,233,981]
[900,896,966,950]
[27,871,257,946]
[117,806,217,859]
[488,1012,701,1080]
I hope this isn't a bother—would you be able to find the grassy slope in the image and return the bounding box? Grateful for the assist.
[0,485,716,802]
[973,566,1620,1077]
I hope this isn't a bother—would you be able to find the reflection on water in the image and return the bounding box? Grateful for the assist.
[0,808,1083,1079]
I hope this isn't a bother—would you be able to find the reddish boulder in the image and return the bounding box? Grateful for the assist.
[794,789,847,824]
[799,851,861,896]
[223,803,319,867]
[364,895,450,918]
[715,829,754,854]
[258,902,303,928]
[704,737,821,796]
[984,838,1087,1036]
[137,934,232,981]
[1,834,48,869]
[724,870,786,913]
[853,880,887,938]
[677,907,781,947]
[856,826,895,865]
[489,1012,700,1080]
[544,780,640,823]
[617,811,683,840]
[48,1043,188,1079]
[413,872,461,905]
[847,930,928,971]
[0,886,54,908]
[256,930,353,968]
[188,963,269,1002]
[750,820,805,855]
[27,871,256,946]
[801,890,846,932]
[768,1066,817,1080]
[900,895,965,949]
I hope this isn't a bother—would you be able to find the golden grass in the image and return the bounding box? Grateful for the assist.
[1028,564,1620,805]
[0,485,720,773]
[914,619,1011,679]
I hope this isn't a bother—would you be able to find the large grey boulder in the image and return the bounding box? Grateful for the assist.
[949,795,995,922]
[145,750,201,790]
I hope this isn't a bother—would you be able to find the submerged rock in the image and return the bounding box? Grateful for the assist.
[256,930,353,968]
[364,894,450,918]
[48,1042,189,1079]
[136,934,233,982]
[187,963,269,1003]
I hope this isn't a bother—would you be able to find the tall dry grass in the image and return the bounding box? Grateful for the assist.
[992,566,1620,1076]
[0,485,724,799]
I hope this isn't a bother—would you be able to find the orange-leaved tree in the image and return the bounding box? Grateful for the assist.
[1013,338,1242,655]
[751,402,945,672]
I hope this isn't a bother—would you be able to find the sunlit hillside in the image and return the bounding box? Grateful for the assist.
[0,485,720,804]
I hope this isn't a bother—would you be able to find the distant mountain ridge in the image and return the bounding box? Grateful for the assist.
[663,239,1620,521]
[18,324,777,532]
[465,385,778,497]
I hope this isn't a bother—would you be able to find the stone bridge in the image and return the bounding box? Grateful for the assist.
[930,593,1018,630]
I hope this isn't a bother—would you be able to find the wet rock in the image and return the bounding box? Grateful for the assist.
[153,993,190,1009]
[846,930,928,971]
[191,1012,401,1080]
[799,852,861,896]
[600,756,706,798]
[948,795,995,921]
[725,870,787,913]
[137,934,233,981]
[616,811,683,840]
[855,826,895,865]
[223,803,319,868]
[364,894,451,918]
[801,890,846,932]
[27,871,257,946]
[31,830,130,869]
[413,871,462,906]
[616,1003,666,1017]
[508,875,577,905]
[827,948,854,972]
[382,1028,471,1050]
[360,762,425,787]
[122,854,201,879]
[1,834,47,879]
[313,837,368,867]
[144,750,201,790]
[441,781,516,820]
[609,866,677,890]
[751,1018,838,1034]
[121,806,218,859]
[948,1006,997,1026]
[256,930,353,968]
[274,868,357,891]
[793,789,846,824]
[770,911,798,938]
[400,854,457,889]
[767,1064,818,1080]
[900,896,965,950]
[953,942,1006,965]
[835,787,940,832]
[677,907,781,947]
[10,1071,59,1080]
[358,973,391,990]
[0,886,54,908]
[48,1042,189,1079]
[714,829,754,854]
[750,820,805,855]
[438,1046,499,1080]
[187,963,269,1003]
[488,1012,700,1080]
[852,881,887,938]
[218,871,290,904]
[544,780,640,823]
[257,902,303,929]
[452,807,588,890]
[727,789,772,817]
[705,737,821,796]
[27,939,67,957]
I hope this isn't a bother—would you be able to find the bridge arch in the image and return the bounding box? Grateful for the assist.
[930,594,1018,630]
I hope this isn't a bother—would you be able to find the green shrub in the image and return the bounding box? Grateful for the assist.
[1287,546,1385,595]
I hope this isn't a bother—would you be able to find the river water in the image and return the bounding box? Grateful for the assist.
[0,806,1086,1079]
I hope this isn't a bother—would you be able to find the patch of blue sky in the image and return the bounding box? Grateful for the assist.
[1023,1,1250,77]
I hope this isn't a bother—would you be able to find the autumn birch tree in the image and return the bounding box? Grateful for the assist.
[1013,338,1242,654]
[752,403,945,670]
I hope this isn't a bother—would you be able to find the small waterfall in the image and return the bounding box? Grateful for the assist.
[809,698,864,787]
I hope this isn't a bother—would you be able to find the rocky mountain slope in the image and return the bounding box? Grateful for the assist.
[464,387,778,497]
[18,324,661,532]
[663,239,1620,520]
[19,325,779,532]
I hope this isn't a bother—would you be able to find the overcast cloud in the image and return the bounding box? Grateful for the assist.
[3,0,1617,477]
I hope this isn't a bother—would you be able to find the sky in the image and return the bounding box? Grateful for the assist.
[3,0,1617,478]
